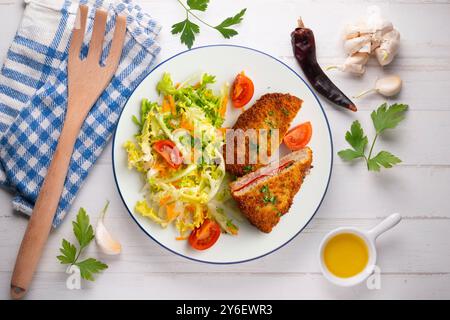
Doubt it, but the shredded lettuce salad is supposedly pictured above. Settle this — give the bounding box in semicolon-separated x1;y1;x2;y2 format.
124;72;238;238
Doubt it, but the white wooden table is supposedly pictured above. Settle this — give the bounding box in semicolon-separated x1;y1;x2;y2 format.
1;0;450;300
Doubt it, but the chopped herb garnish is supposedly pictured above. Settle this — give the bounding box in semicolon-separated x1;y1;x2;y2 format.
243;165;253;174
260;185;269;194
282;108;289;116
263;195;277;204
268;110;274;116
265;119;275;128
226;219;238;230
261;184;276;204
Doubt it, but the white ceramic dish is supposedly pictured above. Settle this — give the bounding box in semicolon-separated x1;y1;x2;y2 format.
112;45;333;264
319;213;402;286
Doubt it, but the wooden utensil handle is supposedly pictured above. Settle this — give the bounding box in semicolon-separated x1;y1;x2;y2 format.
10;120;80;299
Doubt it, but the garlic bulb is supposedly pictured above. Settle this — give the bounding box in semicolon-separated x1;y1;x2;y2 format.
334;6;400;74
95;201;122;255
354;75;403;98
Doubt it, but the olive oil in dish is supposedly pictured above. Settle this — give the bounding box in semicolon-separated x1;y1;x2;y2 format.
323;233;369;278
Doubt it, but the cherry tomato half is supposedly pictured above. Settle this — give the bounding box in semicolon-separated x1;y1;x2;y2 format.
231;72;254;108
188;219;221;250
283;121;313;151
153;140;183;169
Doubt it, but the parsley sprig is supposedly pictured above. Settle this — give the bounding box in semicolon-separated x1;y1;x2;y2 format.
338;103;408;172
172;0;246;49
57;208;107;281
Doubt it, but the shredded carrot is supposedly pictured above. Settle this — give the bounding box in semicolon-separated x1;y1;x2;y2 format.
175;82;180;89
185;204;196;214
162;96;171;113
159;195;172;206
193;82;201;89
176;236;188;241
153;159;170;177
219;94;228;117
168;95;176;115
180;115;194;132
172;181;181;189
166;203;179;221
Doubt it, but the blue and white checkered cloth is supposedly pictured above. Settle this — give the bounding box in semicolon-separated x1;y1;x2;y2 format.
0;0;161;227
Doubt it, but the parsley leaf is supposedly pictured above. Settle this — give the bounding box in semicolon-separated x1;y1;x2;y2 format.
72;207;94;250
345;120;368;154
367;151;402;172
173;1;246;49
337;120;368;161
338;103;407;172
76;258;108;282
371;103;408;134
338;149;364;161
171;19;200;49
57;239;77;264
57;205;108;281
187;0;209;11
214;9;247;39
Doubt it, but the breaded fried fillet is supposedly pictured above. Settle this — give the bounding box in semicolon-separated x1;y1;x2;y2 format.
224;93;302;177
230;147;313;233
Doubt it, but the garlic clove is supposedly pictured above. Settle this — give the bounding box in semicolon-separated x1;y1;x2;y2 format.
375;75;402;97
344;35;372;55
375;29;400;66
343;52;370;74
349;52;370;65
342;63;366;75
359;42;372;54
95;201;122;255
354;75;402;98
326;52;369;75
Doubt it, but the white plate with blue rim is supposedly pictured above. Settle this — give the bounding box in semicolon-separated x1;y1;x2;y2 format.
112;45;332;264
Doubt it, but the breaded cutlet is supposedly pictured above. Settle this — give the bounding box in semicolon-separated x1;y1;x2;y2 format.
230;147;313;233
224;93;302;177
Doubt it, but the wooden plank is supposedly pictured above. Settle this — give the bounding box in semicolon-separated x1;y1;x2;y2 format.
0;0;449;300
139;1;450;111
1;215;449;274
0;272;449;299
140;0;450;58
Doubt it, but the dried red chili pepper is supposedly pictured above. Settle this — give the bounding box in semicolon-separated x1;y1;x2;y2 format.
291;19;357;112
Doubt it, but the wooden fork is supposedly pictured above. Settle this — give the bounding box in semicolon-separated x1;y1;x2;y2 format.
10;5;126;299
